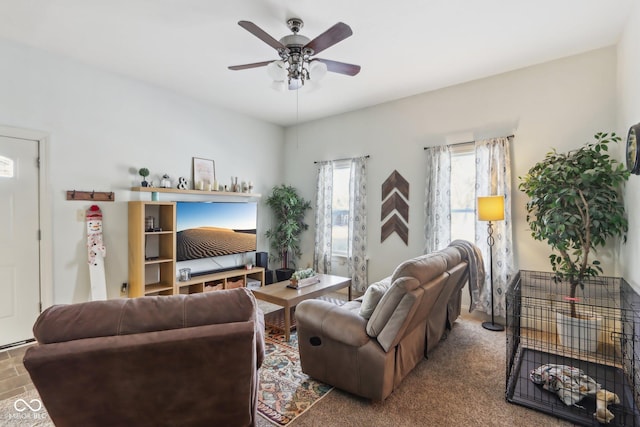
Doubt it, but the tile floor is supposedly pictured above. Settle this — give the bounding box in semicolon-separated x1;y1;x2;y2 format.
0;343;36;401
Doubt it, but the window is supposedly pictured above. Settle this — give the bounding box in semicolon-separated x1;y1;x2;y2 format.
331;162;350;256
450;145;475;242
0;156;14;178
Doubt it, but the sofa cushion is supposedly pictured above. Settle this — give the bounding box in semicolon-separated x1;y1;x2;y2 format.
376;290;421;352
366;276;419;337
391;252;448;284
367;252;451;339
359;277;392;319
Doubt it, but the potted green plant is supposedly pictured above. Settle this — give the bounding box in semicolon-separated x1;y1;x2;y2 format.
138;168;150;187
289;268;318;288
264;184;312;281
519;132;629;351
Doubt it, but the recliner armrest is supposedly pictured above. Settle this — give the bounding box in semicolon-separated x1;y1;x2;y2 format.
296;299;369;347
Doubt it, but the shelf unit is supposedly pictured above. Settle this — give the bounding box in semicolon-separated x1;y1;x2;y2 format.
176;267;265;294
128;201;176;297
128;200;265;298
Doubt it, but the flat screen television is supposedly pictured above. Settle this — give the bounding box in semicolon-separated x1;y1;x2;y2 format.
175;201;257;262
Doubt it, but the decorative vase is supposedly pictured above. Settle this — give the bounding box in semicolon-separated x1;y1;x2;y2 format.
555;311;602;353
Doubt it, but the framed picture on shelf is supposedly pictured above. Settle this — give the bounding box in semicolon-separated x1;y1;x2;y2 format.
192;157;215;189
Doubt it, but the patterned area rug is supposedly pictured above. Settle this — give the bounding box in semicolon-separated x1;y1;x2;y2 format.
257;325;333;426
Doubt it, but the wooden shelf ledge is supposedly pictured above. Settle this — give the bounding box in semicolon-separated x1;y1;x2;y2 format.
131;187;261;198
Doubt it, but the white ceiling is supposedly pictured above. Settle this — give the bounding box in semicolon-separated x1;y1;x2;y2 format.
0;0;633;126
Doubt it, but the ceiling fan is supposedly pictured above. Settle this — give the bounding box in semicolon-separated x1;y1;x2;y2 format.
228;18;361;90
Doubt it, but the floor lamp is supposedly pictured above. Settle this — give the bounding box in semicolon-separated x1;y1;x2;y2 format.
477;195;505;332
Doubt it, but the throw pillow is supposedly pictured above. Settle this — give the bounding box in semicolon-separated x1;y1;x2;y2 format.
359;277;392;319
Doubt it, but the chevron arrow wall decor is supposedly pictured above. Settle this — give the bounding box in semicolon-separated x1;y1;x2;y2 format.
381;170;409;200
381;170;410;245
381;214;409;245
381;191;409;223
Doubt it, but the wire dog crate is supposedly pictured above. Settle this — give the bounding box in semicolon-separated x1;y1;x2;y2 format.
506;270;640;426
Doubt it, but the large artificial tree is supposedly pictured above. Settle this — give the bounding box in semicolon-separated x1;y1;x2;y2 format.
519;132;629;318
265;184;312;276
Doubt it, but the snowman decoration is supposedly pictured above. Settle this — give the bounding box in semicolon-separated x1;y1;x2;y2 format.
86;205;107;300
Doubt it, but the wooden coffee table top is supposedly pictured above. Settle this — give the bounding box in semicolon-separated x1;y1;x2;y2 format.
251;274;351;308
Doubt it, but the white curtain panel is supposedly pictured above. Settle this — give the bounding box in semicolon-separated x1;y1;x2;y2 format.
424;145;452;254
348;157;368;292
474;137;514;318
313;161;333;274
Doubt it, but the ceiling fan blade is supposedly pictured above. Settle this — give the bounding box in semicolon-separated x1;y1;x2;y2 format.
228;60;273;71
238;21;285;50
305;22;353;55
313;58;361;76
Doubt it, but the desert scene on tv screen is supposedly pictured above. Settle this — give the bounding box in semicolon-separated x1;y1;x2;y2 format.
176;202;257;261
177;227;256;261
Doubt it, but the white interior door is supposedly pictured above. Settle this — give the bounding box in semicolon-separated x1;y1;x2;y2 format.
0;135;41;347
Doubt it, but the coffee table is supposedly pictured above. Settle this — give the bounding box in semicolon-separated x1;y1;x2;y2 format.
251;274;352;341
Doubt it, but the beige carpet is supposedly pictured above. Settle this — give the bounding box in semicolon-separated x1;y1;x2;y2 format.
0;311;573;427
256;314;574;427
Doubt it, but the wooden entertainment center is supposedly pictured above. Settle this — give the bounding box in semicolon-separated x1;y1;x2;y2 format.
128;188;264;297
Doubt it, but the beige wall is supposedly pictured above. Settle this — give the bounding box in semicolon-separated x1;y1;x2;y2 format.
618;1;640;293
0;39;284;304
284;47;619;285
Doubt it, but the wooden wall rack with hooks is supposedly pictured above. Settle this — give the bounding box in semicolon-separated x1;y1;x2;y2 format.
66;190;115;202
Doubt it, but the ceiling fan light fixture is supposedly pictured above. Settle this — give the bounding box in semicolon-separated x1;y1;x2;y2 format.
267;60;287;81
309;60;327;81
288;78;303;90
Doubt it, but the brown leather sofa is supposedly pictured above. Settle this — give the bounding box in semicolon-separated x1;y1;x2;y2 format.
23;287;265;427
295;244;474;401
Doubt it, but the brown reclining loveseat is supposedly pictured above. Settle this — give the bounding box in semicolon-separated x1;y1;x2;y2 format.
23;287;265;427
295;243;476;401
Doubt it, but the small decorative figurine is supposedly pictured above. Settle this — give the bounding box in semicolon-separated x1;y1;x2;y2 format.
86;205;107;301
177;177;188;190
138;168;150;187
161;174;171;188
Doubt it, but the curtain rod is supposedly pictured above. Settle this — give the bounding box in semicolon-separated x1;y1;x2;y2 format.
423;134;514;150
314;155;370;164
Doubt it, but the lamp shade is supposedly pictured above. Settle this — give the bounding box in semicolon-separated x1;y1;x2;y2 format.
477;195;505;221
